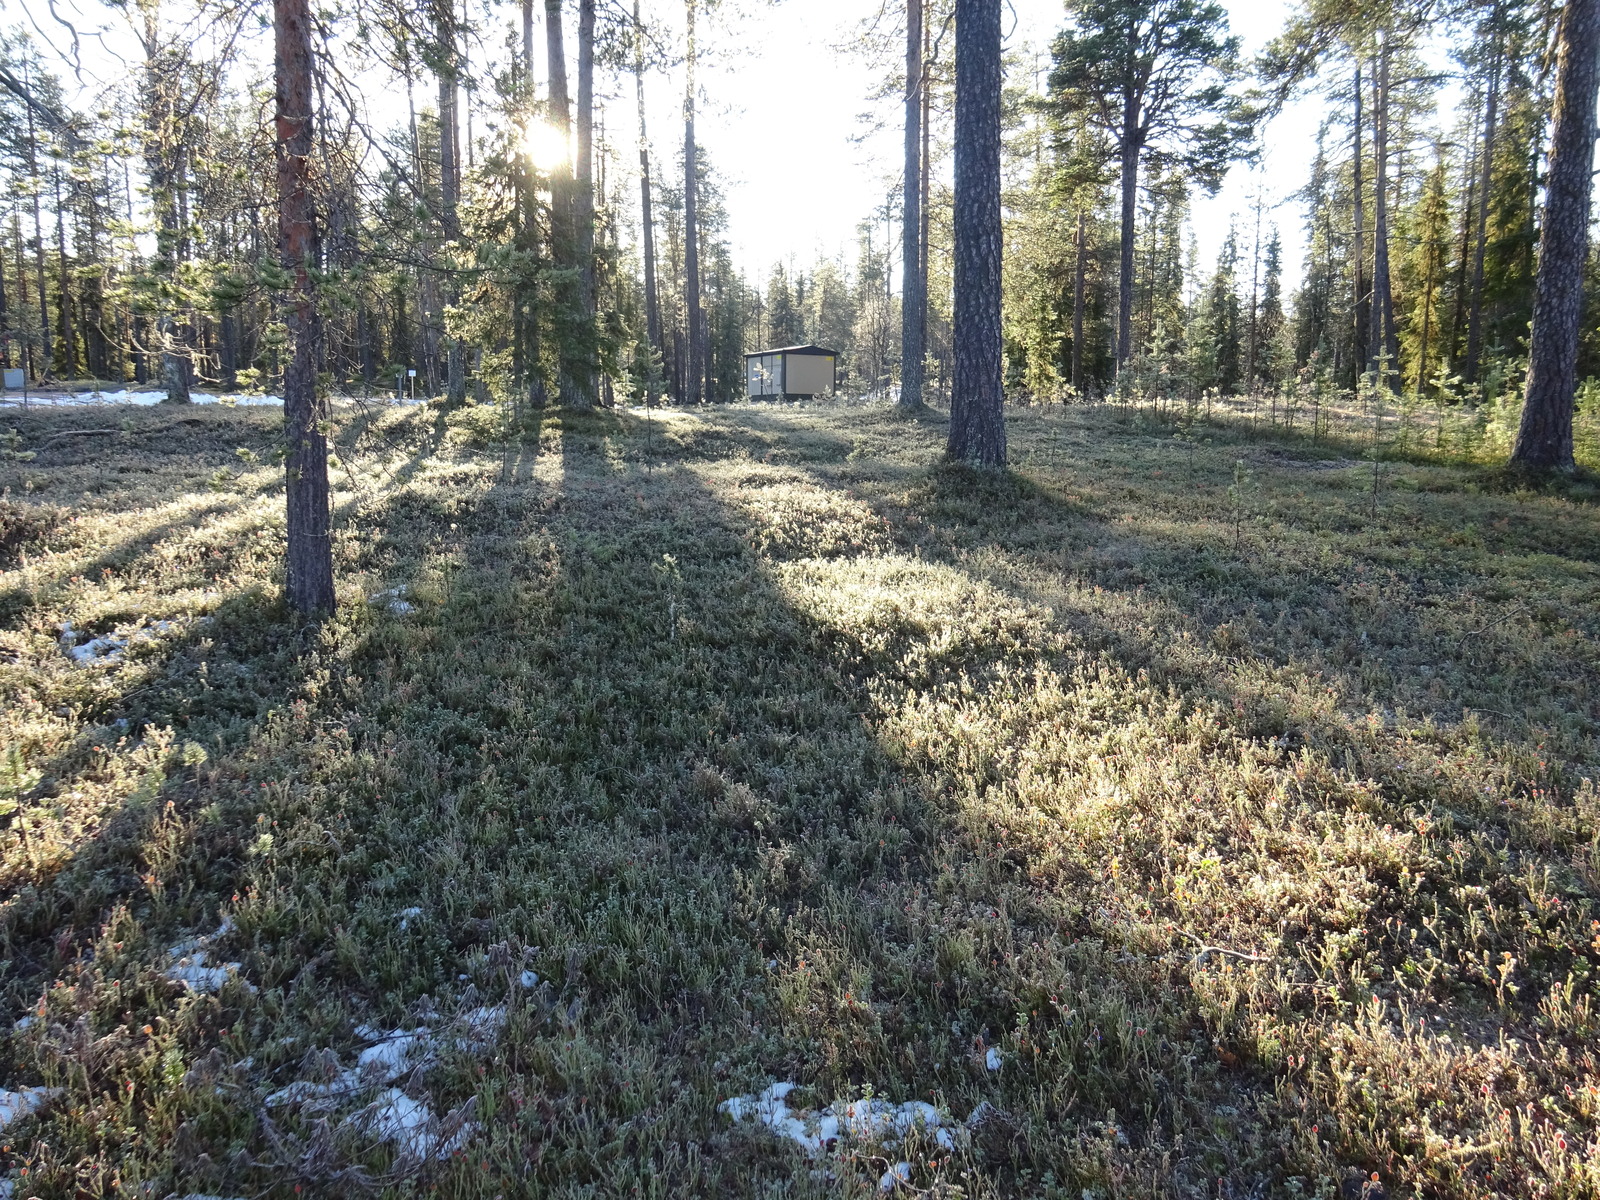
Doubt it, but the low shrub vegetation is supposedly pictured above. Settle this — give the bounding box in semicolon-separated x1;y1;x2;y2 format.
0;398;1596;1198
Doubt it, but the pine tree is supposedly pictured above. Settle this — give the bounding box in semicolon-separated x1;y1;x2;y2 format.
1514;0;1599;470
947;0;1005;465
275;0;334;614
1050;0;1252;371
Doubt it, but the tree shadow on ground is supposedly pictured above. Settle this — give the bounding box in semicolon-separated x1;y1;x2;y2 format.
0;404;1593;1199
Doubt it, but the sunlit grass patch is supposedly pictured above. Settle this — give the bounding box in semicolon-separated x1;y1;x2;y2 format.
0;399;1596;1197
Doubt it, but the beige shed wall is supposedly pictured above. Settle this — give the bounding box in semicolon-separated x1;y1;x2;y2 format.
783;354;834;395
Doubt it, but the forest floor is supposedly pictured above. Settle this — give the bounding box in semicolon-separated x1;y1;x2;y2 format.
0;398;1597;1199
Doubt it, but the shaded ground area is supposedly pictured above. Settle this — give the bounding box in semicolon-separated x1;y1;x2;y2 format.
0;399;1597;1198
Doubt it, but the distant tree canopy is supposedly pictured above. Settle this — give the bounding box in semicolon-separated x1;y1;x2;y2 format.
0;0;1591;469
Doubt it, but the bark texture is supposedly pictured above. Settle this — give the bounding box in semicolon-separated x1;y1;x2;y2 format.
276;0;335;614
1072;207;1086;395
1368;38;1400;380
1351;64;1367;383
946;0;1005;466
1465;28;1501;384
1513;0;1600;471
575;0;597;406
683;0;704;405
634;1;662;375
1115;90;1139;369
437;0;467;407
898;0;925;412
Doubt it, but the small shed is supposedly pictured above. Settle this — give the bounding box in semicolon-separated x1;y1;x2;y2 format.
744;344;839;400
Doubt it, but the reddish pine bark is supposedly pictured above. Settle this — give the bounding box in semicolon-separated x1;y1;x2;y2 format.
276;0;335;614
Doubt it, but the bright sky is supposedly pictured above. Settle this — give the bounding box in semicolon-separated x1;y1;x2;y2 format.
5;0;1456;298
662;0;1321;288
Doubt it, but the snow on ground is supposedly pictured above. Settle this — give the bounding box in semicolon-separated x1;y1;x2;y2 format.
718;1081;963;1158
1;390;284;408
165;919;254;994
60;619;183;667
879;1162;912;1191
0;1086;59;1131
370;588;416;617
351;1088;477;1162
263;1005;507;1160
1;389;431;409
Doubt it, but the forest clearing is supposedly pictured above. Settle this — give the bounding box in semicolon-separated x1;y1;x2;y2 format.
0;396;1596;1198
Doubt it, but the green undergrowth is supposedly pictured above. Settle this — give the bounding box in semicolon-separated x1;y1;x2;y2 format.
0;399;1597;1198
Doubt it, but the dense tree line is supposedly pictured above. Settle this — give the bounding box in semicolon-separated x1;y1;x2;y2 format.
2;0;1597;467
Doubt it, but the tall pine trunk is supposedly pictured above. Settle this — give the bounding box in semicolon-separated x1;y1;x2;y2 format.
919;12;931;387
52;161;77;378
438;0;467;407
1072;206;1086;395
634;0;662;378
1246;198;1261;391
22;61;53;376
898;0;925;412
946;0;1005;465
1465;35;1501;384
683;0;704;404
276;0;335;613
1447;106;1480;368
574;0;597;406
140;11;190;402
546;0;584;406
0;218;9;370
1512;0;1600;471
1115;86;1139;369
1351;63;1368;384
1368;37;1400;383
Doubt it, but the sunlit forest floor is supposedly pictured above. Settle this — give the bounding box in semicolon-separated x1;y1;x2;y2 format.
1;398;1598;1199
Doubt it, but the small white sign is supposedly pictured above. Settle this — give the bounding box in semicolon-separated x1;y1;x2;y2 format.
408;370;417;377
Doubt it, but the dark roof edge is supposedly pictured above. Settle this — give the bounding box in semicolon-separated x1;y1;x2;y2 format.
742;344;839;357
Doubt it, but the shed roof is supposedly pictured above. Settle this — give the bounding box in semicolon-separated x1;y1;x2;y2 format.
742;344;839;359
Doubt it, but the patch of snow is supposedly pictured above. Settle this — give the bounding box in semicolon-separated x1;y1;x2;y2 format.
263;997;508;1173
355;1028;435;1081
0;1086;59;1130
720;1082;962;1158
267;1024;440;1105
396;906;423;931
985;1047;1002;1071
165;920;253;994
518;969;540;988
264;1076;363;1108
369;587;415;616
351;1088;476;1161
1;390;283;409
459;1005;507;1044
879;1163;911;1191
61;618;181;667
